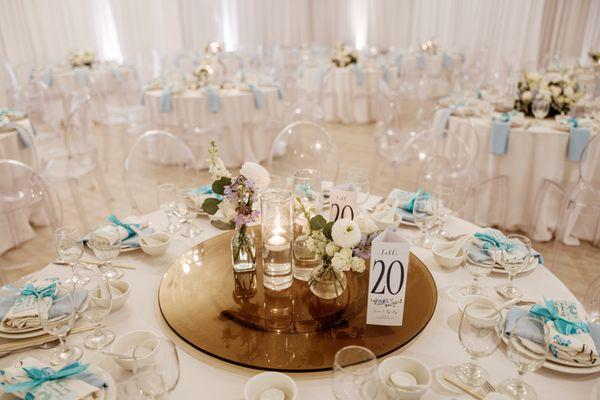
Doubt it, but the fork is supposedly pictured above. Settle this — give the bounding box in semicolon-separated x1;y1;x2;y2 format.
482;380;496;394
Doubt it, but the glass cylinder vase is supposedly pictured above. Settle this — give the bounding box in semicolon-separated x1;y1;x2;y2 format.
261;189;293;291
308;260;348;300
292;169;322;281
231;227;256;272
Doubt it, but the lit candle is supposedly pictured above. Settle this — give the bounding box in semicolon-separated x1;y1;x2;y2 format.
266;234;289;251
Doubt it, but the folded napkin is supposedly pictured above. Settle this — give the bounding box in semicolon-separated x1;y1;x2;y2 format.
159;87;173;112
505;300;599;366
42;68;53;87
74;68;88;87
85;215;150;248
432;108;452;137
470;228;544;265
386;189;430;223
442;53;454;71
247;84;265;109
394;54;402;76
188;184;223;209
568;125;590;162
352;64;364;86
416;54;427;70
1;358;107;399
490;121;510;155
205;85;220;113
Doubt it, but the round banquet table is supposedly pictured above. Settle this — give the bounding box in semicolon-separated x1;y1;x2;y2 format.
143;87;282;167
448;115;600;243
0;206;596;399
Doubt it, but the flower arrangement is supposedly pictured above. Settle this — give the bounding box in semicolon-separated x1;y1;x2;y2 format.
192;63;213;88
589;49;600;65
331;43;358;68
68;49;96;68
420;39;438;55
514;69;583;117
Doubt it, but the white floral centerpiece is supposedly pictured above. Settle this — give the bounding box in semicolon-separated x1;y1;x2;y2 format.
297;199;379;299
68;49;96;68
515;68;583;117
191;63;214;89
331;43;358;68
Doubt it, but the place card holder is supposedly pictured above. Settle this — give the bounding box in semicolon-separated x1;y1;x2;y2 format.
366;228;410;326
329;183;358;222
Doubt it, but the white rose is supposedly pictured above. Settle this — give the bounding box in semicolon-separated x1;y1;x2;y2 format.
331;219;362;248
217;199;237;221
563;86;574;97
550;86;562;97
350;257;366;273
356;214;378;235
331;250;351;271
326;242;339;257
240;162;270;190
556;95;566;104
521;91;533;102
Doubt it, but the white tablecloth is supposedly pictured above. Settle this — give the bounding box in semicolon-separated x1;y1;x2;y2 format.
448;116;599;243
1;210;596;399
144;87;282;167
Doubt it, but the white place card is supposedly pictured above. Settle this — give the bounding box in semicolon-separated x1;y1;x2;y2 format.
329;183;358;221
366;227;410;326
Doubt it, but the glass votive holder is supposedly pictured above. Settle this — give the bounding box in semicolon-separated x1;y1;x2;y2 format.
261;189;293;291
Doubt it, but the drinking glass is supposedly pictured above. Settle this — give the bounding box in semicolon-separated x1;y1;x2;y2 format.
55;226;89;285
456;303;502;387
340;167;370;208
461;241;495;296
412;193;438;249
37;284;83;366
268;174;284;190
498;316;549;400
432;185;455;239
78;274;114;349
583;274;600;324
176;188;201;238
332;346;380;400
90;225;123;280
128;338;180;399
497;234;531;299
158;183;179;234
531;97;550;120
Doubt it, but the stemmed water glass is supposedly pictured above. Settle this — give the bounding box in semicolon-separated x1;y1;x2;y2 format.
456;303;502;387
532;97;550;120
583;274;600;323
412;193;439;249
332;346;380;399
497;234;531;299
126;337;181;399
90;225;123;280
36;284;83;366
158;183;180;234
55;226;89;285
498;316;549;400
340;167;370;210
176;188;201;238
78;273;114;350
461;240;495;296
432;185;455;239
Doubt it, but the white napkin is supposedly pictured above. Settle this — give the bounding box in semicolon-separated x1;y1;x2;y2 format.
1;278;56;330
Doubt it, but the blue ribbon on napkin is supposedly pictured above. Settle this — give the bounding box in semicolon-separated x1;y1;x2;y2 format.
568;125;590;162
387;189;430;223
416;54;427;70
442;53;454;71
159;87;173;112
352;64;364;86
247;84;265;109
107;214;140;239
190;184;223;200
74;68;88;87
432;108;452;137
0;286;88;320
530;298;589;335
1;362;89;394
42;69;53;87
394;54;402;76
19;282;57;300
504;307;548;345
490;120;510;155
471;228;544;265
205;86;220;113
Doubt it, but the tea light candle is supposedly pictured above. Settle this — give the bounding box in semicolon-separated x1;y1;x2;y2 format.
259;388;285;400
389;370;417;388
265;234;289;252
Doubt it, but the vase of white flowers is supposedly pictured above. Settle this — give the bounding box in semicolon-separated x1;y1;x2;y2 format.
515;69;583;117
331;43;358;68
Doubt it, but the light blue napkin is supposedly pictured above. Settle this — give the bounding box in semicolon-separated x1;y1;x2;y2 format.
190;184;223;201
205;86;220;113
416;54;426;70
568;126;590;162
352;64;364;86
74;68;88;87
15;126;32;149
247;84;265;109
159;87;173;112
387;189;430;223
0;289;88;320
432;108;452;137
490;121;510;155
442;53;454;71
471;228;544;265
42;68;53;87
394;54;402;76
380;63;390;83
315;66;326;88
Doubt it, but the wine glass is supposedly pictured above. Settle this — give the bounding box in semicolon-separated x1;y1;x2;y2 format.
456;302;502;387
497;234;531;299
78;273;114;350
176;188;201;238
340;167;370;209
55;226;89;285
532;97;550;120
498;316;549;400
158;183;180;234
412;193;438;249
461;240;495;296
128;337;181;399
293;169;322;211
332;345;380;400
90;225;123;280
432;185;455;239
583;274;600;324
36;284;83;366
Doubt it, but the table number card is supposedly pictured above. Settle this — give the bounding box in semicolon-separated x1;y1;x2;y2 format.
329;183;358;221
367;227;410;326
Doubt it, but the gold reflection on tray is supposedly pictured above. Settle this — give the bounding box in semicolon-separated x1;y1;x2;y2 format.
158;227;437;371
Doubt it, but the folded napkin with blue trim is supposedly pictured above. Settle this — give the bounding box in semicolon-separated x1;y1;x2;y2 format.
188;184;223;210
204;85;220;113
490;120;510;155
83;215;152;249
385;189;430;223
0;358;107;399
74;68;88;87
505;299;599;366
469;228;544;265
246;84;265;109
352;64;364;86
567;118;590;162
0;279;87;330
159;87;173;112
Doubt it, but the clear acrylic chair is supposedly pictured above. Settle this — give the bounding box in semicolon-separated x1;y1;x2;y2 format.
123;130;200;214
267;120;339;184
1;123;39;172
0;159;62;280
584;273;600;324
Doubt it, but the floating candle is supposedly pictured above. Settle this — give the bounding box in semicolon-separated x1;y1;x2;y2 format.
259;388;285;400
389;370;417;388
265;235;289;251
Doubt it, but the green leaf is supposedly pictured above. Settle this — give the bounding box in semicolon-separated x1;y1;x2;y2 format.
201;198;221;215
212;177;232;195
309;215;327;231
323;221;334;240
210;220;235;230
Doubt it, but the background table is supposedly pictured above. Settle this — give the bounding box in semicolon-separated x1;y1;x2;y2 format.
0;209;596;399
144;87;282;167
